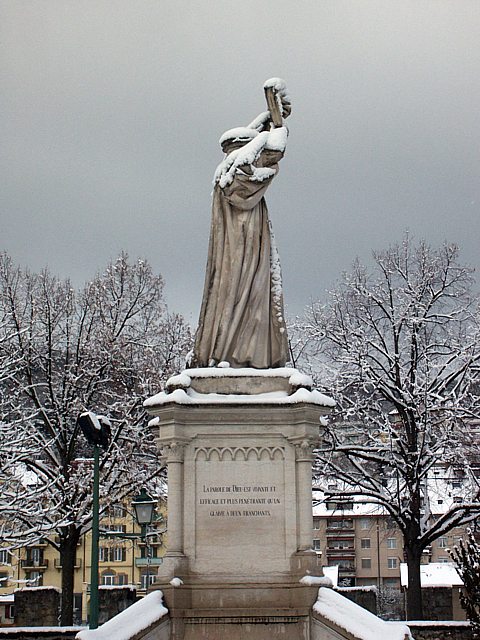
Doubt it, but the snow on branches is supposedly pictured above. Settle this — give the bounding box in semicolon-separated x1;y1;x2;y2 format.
292;236;480;619
0;252;192;623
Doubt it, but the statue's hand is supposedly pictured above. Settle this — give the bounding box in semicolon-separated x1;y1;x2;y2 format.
237;163;254;176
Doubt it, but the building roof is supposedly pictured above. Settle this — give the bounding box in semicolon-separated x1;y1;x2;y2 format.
400;562;463;588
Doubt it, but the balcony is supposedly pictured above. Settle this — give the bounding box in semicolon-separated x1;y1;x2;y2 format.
326;548;356;559
21;558;49;570
135;557;163;568
54;558;82;569
326;520;354;533
337;563;356;574
326;529;355;537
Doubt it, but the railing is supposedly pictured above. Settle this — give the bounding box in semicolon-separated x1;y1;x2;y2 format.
326;529;355;536
134;557;163;567
20;558;49;569
326;548;355;557
337;564;356;572
54;557;82;569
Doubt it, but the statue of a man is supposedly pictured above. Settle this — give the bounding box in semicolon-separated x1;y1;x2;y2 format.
190;79;291;369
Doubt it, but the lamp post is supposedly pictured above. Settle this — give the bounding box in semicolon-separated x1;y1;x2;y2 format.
77;411;111;630
132;489;156;591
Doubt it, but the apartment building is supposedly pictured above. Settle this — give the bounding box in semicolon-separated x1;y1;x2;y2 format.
312;498;471;588
0;498;166;624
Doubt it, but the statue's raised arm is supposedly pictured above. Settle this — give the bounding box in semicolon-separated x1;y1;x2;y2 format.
190;79;291;370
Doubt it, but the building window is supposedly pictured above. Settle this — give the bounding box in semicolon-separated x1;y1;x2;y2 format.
100;546;126;562
329;539;352;550
438;537;448;548
105;524;127;533
383;578;399;587
27;548;43;565
361;558;371;569
0;550;11;564
387;557;397;569
331;559;355;570
140;545;158;559
361;538;371;549
0;571;9;587
111;547;126;562
359;518;370;530
312;539;321;551
313;517;320;530
99;547;109;563
387;538;397;549
116;573;128;585
141;573;157;590
329;519;353;529
110;504;126;518
438;557;450;563
26;571;42;586
101;572;116;586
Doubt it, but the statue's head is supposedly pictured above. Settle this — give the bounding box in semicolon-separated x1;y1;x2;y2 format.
219;127;258;155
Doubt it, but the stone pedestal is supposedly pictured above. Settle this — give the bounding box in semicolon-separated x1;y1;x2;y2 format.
145;367;333;639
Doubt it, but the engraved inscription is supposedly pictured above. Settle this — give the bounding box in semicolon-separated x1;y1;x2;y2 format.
195;449;286;565
199;483;281;517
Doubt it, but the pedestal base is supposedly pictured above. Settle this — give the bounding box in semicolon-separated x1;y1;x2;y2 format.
152;579;319;640
145;368;334;640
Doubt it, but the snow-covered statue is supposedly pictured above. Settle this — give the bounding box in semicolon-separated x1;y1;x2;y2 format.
190;78;291;369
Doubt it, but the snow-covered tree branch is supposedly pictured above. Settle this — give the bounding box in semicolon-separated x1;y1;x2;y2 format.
0;252;192;623
293;237;480;619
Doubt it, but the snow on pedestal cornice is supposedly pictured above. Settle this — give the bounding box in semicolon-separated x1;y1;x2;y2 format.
144;366;335;412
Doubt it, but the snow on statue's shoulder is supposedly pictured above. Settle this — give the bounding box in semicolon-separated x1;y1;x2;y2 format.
313;587;412;640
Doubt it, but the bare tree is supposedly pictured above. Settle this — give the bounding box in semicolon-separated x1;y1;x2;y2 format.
0;252;192;624
294;237;480;619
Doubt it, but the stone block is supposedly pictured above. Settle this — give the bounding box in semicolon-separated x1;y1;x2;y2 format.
14;587;61;627
98;586;137;624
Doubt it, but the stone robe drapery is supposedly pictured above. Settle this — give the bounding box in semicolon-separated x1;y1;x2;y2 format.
192;161;289;369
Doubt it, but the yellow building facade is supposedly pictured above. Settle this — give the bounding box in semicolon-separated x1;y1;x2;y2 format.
0;499;166;625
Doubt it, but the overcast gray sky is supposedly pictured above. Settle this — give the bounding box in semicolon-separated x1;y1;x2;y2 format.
2;1;479;324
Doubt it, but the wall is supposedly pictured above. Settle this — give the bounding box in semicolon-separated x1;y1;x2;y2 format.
0;630;81;640
407;622;472;640
422;587;453;621
15;588;60;627
335;587;377;615
98;586;137;625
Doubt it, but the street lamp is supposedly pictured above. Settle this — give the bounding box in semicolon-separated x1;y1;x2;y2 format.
132;489;156;592
77;411;111;630
132;489;156;527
